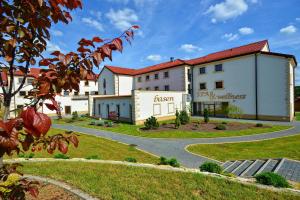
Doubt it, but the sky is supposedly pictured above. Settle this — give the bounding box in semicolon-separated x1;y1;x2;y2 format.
46;0;300;84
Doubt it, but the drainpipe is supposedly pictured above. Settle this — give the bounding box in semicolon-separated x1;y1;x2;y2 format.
255;54;258;120
191;65;194;115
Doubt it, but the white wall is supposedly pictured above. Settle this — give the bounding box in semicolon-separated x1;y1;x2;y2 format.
98;68;115;95
116;75;133;95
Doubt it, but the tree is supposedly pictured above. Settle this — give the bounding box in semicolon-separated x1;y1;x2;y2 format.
0;0;138;198
174;110;181;129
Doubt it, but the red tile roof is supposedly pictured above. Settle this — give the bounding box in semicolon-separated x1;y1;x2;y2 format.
185;40;269;65
105;65;137;76
14;68;98;80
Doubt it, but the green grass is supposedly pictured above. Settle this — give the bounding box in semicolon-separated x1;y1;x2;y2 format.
296;112;300;121
5;129;158;164
54;117;291;139
187;134;300;162
20;162;300;200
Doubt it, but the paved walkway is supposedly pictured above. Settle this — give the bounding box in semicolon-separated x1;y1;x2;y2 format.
53;119;300;169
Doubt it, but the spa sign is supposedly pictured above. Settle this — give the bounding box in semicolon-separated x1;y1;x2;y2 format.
154;95;174;102
198;91;246;101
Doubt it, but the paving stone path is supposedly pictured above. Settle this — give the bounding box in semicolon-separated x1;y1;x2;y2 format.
53;118;300;169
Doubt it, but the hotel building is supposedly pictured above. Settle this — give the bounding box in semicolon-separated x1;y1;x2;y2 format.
91;40;297;123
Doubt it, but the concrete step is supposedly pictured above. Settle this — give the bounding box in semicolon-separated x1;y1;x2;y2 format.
222;161;234;169
224;160;243;173
255;159;281;176
231;160;254;176
240;159;267;177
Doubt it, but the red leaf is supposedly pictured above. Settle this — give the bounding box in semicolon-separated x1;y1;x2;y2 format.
39;59;51;66
58;141;68;154
112;38;123;52
63;54;72;65
32;112;51;136
132;25;140;29
69;135;79;148
92;52;102;65
92;37;103;43
101;45;112;61
28;186;39;198
51;51;61;56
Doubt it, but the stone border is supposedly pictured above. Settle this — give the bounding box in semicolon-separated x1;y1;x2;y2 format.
4;158;300;196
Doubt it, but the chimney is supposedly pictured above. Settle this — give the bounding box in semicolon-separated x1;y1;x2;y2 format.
170;57;174;62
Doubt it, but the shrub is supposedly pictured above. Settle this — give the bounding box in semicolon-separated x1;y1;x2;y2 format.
215;124;226;130
85;155;100;160
125;157;137;163
71;111;79;120
89;120;96;125
226;105;244;119
96;120;105;126
256;123;263;127
222;121;227;124
144;116;159;130
66;118;75;123
179;110;190;125
107;121;114;127
174;110;181;129
200;162;222;174
204;108;209;123
162;122;167;126
158;157;180;167
255;172;289;188
54;153;70;159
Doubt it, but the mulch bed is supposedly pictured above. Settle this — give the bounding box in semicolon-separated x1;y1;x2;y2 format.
26;183;80;200
141;121;270;132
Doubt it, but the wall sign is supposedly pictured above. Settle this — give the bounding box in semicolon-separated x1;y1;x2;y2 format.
198;91;246;101
154;95;174;102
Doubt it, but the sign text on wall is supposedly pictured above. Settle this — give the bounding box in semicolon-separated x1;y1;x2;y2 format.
198;91;246;101
154;95;174;102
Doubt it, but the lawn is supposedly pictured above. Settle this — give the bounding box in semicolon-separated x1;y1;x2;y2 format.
5;129;158;164
187;134;300;162
296;112;300;121
21;162;300;200
54;117;291;139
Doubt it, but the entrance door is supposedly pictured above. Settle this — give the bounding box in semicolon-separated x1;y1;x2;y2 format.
116;104;120;117
65;106;71;115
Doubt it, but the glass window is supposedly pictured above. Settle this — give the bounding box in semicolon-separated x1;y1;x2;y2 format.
94;91;99;95
74;91;79;96
200;83;206;90
154;73;159;80
138;77;142;82
19;91;26;96
215;64;223;72
164;71;169;78
85;91;89;96
199;67;206;74
103;79;106;88
215;81;224;89
145;75;150;81
164;85;169;91
27;78;34;84
18;78;23;84
154;86;159;91
64;90;69;96
85;80;89;86
146;87;150;90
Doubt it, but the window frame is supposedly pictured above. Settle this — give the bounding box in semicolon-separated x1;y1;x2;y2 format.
199;67;206;75
145;75;150;81
199;82;207;90
164;85;170;91
215;81;224;89
214;64;223;72
164;71;169;78
154;73;159;80
154;86;159;91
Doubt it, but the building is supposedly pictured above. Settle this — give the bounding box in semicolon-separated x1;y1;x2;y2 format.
91;40;297;123
1;68;98;117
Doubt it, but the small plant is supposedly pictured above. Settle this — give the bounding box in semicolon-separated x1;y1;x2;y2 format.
179;110;190;125
200;162;222;174
215;124;227;130
71;111;79;120
85;155;100;160
125;157;137;163
255;172;289;188
96;120;105;126
174;110;181;129
107;121;114;127
226;105;244;119
204;108;209;123
256;123;263;127
66;118;75;123
162;122;167;126
158;157;180;167
221;121;227;124
90;120;96;125
54;153;70;159
144;116;159;130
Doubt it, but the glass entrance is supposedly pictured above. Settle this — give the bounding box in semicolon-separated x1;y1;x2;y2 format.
193;102;229;117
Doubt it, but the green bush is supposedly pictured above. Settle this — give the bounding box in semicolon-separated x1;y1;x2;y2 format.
89;120;96;125
179;110;190;125
66;118;75;123
144;116;159;130
96;120;105;126
54;153;70;159
107;121;114;127
221;121;227;124
200;162;222;174
256;123;263;127
158;157;180;167
215;124;227;130
85;155;100;160
255;172;289;188
72;111;79;120
204;108;209;123
225;105;244;119
125;157;137;163
174;110;181;129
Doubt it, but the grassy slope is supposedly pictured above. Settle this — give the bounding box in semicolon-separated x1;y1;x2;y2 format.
296;112;300;121
21;162;300;200
187;134;300;162
54;118;290;139
5;129;158;164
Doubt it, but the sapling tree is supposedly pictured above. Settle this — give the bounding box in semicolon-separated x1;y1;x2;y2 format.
0;0;138;198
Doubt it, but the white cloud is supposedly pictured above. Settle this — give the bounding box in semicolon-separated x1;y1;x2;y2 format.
280;25;297;34
239;27;254;35
51;30;63;37
106;0;158;7
106;8;139;31
180;44;202;53
296;18;300;22
146;54;161;61
46;41;62;52
82;17;104;31
205;0;248;23
89;10;102;20
249;0;258;3
222;33;239;41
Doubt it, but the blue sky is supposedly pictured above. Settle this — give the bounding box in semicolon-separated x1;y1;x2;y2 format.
46;0;300;84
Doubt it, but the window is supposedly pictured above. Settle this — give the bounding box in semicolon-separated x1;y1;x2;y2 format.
146;87;150;90
98;104;101;115
215;64;223;72
145;75;150;81
199;83;206;90
94;91;99;95
199;67;206;74
164;71;169;78
188;84;192;94
18;78;23;84
74;91;79;96
27;78;34;84
138;77;142;82
215;81;224;89
154;86;159;91
85;92;89;96
64;90;69;96
154;73;159;80
188;69;191;81
19;91;26;96
138;88;142;90
85;80;89;86
103;79;106;88
164;85;170;91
